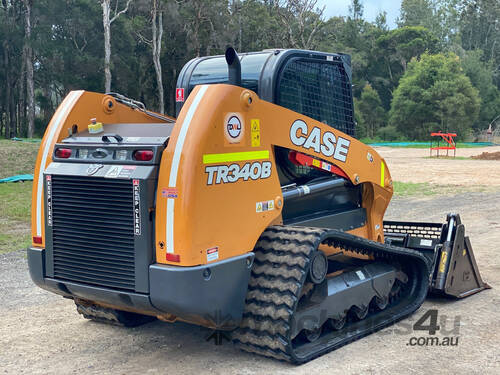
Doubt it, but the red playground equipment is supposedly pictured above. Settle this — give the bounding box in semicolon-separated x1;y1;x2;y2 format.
430;131;457;157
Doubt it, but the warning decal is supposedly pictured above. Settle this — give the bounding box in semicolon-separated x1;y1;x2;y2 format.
251;119;261;147
207;247;219;262
256;199;275;213
133;179;141;235
46;175;52;227
176;88;185;102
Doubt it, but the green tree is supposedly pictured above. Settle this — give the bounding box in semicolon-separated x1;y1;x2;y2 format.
460;49;500;131
356;84;387;138
389;52;480;139
373;26;439;108
459;0;500;87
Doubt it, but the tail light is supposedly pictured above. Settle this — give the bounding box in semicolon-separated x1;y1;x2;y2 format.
33;236;43;244
133;150;154;161
55;148;72;158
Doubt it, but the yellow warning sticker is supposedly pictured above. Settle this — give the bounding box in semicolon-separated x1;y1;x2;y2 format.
256;199;275;213
312;159;320;168
251;119;261;147
439;251;448;273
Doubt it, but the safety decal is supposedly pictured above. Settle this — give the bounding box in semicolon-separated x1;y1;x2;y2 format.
256;199;275;213
175;88;185;102
356;270;365;280
162;188;178;198
119;165;136;178
133;179;141;235
290;119;351;162
251;119;261;147
206;246;219;262
46;175;52;227
224;112;244;143
312;158;335;173
205;161;272;185
367;152;374;163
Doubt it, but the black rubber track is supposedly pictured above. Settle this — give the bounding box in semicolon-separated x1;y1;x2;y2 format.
232;225;430;363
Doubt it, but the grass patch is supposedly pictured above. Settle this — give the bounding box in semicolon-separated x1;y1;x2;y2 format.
0;233;31;255
392;181;494;197
0;139;39;253
0;139;40;179
0;181;32;222
0;167;34;253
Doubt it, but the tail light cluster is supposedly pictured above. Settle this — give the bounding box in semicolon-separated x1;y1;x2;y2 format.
54;147;154;162
55;148;72;158
133;150;154;161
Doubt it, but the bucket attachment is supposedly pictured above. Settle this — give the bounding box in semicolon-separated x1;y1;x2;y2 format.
384;214;490;298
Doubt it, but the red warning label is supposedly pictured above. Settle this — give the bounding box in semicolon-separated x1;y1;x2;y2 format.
176;88;185;102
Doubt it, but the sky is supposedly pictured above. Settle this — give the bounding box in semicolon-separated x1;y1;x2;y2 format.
317;0;402;29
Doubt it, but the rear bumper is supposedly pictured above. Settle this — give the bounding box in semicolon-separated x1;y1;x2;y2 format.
28;247;254;329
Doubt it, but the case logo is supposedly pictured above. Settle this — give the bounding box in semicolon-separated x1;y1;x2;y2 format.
289;119;351;162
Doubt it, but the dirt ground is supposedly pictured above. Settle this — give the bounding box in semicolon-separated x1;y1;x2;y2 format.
376;145;500;186
1;147;500;374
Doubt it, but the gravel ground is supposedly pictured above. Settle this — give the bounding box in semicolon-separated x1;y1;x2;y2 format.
375;146;500;186
1;191;499;375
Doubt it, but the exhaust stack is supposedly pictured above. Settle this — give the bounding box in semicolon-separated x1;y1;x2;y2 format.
225;47;241;87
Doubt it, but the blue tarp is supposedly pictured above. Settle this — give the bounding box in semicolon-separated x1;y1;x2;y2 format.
0;174;34;183
10;137;40;143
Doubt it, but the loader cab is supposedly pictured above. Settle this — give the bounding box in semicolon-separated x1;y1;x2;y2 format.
175;49;355;138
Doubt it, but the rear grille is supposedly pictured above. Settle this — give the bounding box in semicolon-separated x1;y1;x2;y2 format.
51;175;135;291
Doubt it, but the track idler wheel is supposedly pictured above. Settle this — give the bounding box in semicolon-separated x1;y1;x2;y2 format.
308;250;328;284
304;327;322;342
374;296;389;310
329;315;347;330
352;305;369;320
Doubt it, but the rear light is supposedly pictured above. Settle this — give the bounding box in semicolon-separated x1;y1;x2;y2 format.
33;236;43;244
166;253;180;262
133;150;154;161
55;148;72;158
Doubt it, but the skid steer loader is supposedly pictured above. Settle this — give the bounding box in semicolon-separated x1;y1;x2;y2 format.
27;48;489;363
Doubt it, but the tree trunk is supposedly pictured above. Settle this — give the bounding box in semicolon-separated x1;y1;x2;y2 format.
101;0;112;92
100;0;132;93
19;48;26;136
152;0;164;114
3;40;13;139
24;0;35;138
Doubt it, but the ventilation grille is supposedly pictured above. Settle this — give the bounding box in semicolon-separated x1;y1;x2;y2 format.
383;221;443;239
51;175;135;291
277;58;355;136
